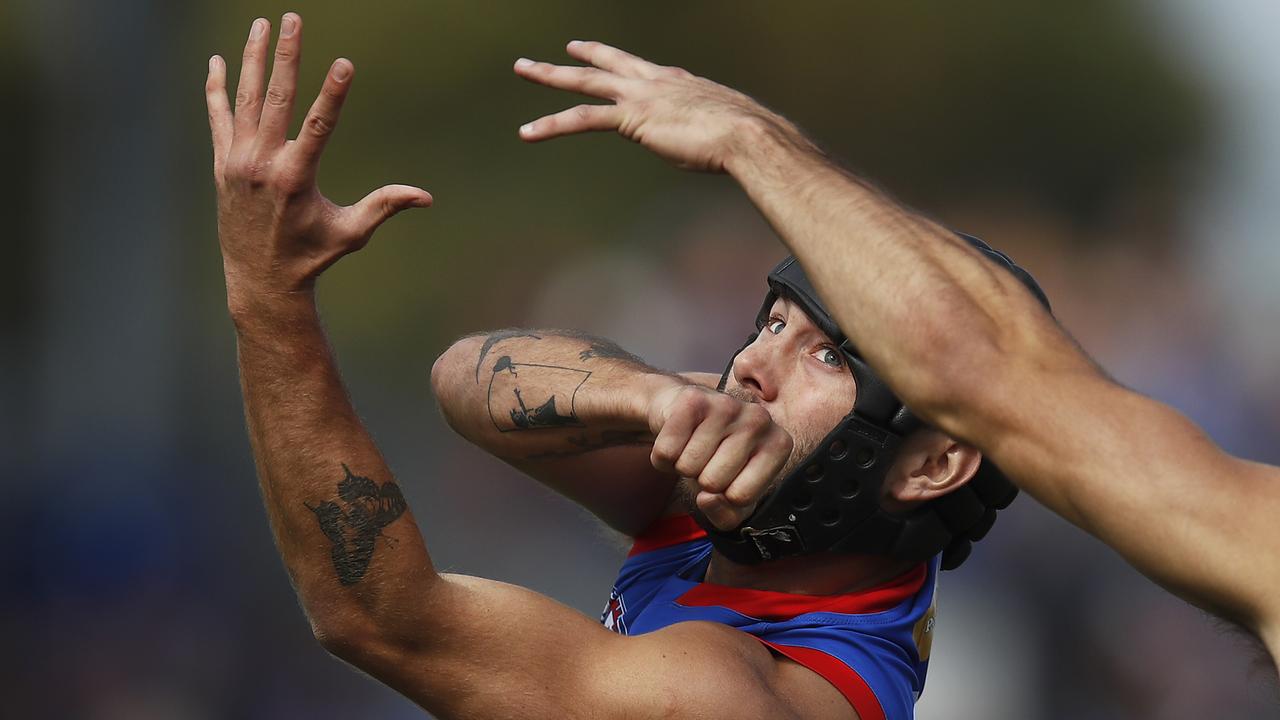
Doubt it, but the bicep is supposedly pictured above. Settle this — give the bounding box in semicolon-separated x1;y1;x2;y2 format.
981;369;1280;628
356;574;800;720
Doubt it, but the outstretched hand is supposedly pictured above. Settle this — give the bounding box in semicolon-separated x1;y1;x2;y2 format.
206;14;431;310
514;41;806;173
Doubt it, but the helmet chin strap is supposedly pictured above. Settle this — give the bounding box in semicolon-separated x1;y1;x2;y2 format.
715;333;757;393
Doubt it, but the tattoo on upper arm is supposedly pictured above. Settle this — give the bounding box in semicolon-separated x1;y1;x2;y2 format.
474;329;542;381
305;464;408;586
486;355;588;432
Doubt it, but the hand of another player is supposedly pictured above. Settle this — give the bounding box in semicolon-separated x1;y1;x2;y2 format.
205;14;431;311
647;385;794;530
514;41;804;173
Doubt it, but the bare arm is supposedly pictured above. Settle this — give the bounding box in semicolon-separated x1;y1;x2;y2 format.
431;330;685;535
204;19;839;719
513;41;1280;652
722;91;1280;639
432;331;792;534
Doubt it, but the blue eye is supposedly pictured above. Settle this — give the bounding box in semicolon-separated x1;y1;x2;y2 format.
816;348;843;368
767;319;786;335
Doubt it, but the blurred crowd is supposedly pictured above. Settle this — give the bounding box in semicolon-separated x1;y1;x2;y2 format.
2;1;1277;718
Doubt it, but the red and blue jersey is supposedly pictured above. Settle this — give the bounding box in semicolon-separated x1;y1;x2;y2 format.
600;515;938;720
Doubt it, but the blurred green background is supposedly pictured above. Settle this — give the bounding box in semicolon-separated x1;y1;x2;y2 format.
3;1;1277;718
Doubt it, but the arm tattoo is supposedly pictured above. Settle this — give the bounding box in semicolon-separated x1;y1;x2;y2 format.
578;339;647;365
486;355;588;432
305;464;408;586
474;329;542;381
524;429;651;460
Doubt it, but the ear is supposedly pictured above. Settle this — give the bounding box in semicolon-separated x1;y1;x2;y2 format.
881;429;982;510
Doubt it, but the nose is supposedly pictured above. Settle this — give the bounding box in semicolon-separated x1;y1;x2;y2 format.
730;334;779;402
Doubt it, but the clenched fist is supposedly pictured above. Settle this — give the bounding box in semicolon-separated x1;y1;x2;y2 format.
647;384;794;530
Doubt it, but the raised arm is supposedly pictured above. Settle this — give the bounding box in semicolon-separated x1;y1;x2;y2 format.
513;41;1280;658
204;20;831;719
432;330;791;534
431;330;682;535
722;120;1280;639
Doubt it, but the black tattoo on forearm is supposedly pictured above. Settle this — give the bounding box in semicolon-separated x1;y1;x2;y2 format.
577;339;647;366
524;429;651;460
487;355;588;431
474;329;542;381
305;464;408;586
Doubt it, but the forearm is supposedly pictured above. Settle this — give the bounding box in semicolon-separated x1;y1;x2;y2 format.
432;329;684;461
232;293;437;645
725;123;1273;630
725;120;1089;427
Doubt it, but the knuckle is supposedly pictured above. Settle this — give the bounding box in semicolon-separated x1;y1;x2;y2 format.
228;158;269;187
224;156;249;179
650;444;676;467
233;89;259;111
677;388;709;415
767;431;793;455
305;113;334;137
264;85;292;108
777;430;795;451
274;45;295;62
699;471;729;494
724;485;752;506
706;394;734;416
674;455;702;478
573;104;594;121
275;168;307;195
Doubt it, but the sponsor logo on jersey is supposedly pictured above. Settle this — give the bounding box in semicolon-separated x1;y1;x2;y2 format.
912;590;937;661
600;587;628;634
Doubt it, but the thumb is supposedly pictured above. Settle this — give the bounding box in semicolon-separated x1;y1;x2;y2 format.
343;184;433;240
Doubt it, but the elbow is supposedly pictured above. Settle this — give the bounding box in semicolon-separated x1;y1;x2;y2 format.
307;604;371;660
430;335;484;425
310;613;434;677
312;618;365;662
310;614;394;669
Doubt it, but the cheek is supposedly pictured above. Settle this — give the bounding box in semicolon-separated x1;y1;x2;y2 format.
778;384;850;450
786;380;855;456
809;374;856;428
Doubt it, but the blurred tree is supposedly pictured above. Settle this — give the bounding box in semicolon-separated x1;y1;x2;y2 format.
187;0;1205;368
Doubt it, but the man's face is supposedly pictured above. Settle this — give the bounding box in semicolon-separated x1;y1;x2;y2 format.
723;296;857;477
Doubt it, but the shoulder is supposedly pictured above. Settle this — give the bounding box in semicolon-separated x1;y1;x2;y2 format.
598;620;859;720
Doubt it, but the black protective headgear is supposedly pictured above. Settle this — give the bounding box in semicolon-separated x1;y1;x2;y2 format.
700;233;1052;571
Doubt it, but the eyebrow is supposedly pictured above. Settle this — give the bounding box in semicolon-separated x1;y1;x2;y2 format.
777;297;835;344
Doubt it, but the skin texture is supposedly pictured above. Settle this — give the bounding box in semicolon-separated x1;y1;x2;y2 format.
432;329;794;534
204;14;955;720
434;297;983;596
434;300;981;538
515;39;1280;668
